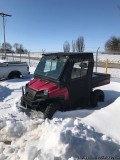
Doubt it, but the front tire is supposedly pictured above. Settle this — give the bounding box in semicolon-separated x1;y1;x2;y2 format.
20;97;26;107
44;103;60;119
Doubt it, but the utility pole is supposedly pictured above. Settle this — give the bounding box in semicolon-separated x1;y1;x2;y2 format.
0;12;12;59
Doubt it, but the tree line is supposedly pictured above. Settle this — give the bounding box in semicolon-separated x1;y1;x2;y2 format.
63;36;120;54
1;36;120;54
0;42;28;53
63;36;85;52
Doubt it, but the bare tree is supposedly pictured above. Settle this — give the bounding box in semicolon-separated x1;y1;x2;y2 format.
76;36;85;52
72;40;76;52
63;41;70;52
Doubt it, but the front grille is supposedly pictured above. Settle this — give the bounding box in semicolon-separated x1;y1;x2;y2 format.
27;92;33;98
26;87;36;100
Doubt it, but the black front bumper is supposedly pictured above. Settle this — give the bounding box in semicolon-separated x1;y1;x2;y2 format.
21;95;46;109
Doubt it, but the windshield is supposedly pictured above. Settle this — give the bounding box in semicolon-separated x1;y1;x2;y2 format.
34;55;67;79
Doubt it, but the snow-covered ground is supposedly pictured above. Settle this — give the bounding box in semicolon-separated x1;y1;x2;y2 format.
0;55;120;160
96;53;120;63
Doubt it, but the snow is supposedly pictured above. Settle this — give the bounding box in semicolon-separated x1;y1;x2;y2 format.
95;53;120;63
0;59;6;63
0;55;120;159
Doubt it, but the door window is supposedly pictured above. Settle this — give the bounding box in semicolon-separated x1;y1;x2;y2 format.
71;61;89;79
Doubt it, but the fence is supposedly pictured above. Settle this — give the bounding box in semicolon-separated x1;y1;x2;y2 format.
0;52;120;79
0;52;43;66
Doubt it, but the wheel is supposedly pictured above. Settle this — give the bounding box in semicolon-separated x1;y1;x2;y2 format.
44;103;60;119
90;89;104;107
8;71;21;79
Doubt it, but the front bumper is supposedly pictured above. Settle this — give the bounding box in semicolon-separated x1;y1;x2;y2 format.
21;87;66;110
21;95;46;109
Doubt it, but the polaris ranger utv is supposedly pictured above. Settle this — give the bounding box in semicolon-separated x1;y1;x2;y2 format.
21;52;110;119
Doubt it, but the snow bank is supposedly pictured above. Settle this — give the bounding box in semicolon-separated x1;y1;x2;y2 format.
0;118;120;160
82;97;120;143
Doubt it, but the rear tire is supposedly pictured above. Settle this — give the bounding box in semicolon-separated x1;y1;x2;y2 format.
44;103;60;119
90;89;104;107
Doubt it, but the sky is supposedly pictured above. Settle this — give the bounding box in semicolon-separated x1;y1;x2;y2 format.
0;0;120;52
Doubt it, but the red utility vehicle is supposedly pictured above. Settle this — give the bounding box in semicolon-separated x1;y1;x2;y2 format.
21;52;110;119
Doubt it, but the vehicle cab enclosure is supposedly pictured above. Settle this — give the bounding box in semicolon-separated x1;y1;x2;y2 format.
21;52;110;118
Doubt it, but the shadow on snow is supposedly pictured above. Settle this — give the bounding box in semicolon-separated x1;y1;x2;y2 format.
54;90;120;119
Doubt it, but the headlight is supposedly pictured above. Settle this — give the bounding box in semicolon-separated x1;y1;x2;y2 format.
43;90;49;96
36;90;49;98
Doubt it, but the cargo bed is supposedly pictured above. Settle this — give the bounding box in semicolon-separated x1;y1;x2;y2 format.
92;72;110;88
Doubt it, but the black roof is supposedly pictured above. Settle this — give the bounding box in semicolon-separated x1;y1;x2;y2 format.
43;52;93;57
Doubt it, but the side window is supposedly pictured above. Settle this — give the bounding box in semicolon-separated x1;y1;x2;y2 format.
71;61;89;79
44;60;57;72
80;61;89;77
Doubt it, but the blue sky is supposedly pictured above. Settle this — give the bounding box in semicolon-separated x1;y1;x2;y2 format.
0;0;120;52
